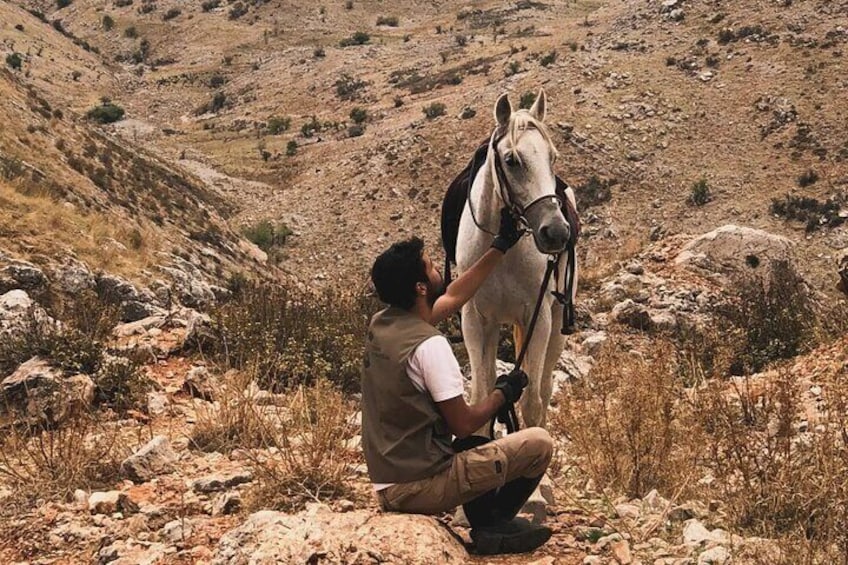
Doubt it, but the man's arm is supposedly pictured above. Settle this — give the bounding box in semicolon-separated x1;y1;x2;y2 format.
437;390;506;439
429;247;505;325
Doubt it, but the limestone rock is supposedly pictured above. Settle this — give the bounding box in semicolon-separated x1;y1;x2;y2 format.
611;299;653;330
192;471;253;493
1;358;94;426
89;491;138;515
0;261;47;293
121;436;178;483
675;225;798;285
213;505;467;564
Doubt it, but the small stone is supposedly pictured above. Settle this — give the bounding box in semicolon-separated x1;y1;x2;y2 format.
698;546;731;564
192;471;254;493
683;519;712;544
615;503;641;520
89;491;138;515
121;436;178;483
611;539;633;564
212;493;243;516
161;518;192;543
338;499;355;512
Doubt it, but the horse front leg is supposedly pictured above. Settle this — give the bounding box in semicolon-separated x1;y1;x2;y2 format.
517;308;552;429
539;303;567;429
462;301;500;437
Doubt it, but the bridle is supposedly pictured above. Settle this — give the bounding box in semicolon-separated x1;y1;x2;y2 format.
467;128;564;237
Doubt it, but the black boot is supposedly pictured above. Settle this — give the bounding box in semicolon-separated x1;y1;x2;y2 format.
470;517;552;555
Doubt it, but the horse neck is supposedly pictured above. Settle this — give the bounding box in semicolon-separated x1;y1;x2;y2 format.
469;149;502;229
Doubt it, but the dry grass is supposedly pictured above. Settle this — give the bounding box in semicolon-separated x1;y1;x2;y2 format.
0;180;155;279
189;371;274;453
551;338;696;499
0;413;125;503
189;371;361;511
551;326;848;562
245;378;360;511
578;235;645;293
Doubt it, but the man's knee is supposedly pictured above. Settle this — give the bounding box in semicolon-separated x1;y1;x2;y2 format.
524;427;554;465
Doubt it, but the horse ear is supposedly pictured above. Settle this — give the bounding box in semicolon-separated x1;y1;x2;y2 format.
494;93;512;127
530;89;547;121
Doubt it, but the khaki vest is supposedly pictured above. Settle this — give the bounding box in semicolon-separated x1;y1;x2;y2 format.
361;307;454;483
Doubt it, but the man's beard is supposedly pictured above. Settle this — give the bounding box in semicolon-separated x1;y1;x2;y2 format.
426;279;446;307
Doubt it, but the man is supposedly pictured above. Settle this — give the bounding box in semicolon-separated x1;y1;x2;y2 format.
361;210;555;555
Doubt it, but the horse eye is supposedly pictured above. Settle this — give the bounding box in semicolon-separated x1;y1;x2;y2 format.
504;152;518;167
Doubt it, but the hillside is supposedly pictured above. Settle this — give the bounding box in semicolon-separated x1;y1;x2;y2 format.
6;0;844;290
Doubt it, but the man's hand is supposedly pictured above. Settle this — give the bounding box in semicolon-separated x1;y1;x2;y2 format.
494;368;529;404
491;208;522;253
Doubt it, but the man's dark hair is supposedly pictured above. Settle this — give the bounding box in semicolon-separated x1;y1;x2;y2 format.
371;237;427;310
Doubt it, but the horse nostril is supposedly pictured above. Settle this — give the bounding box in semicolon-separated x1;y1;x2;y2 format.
541;223;569;244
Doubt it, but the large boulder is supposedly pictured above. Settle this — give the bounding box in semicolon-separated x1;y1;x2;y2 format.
0;290;54;338
49;257;96;294
95;274;163;322
674;225;798;284
1;357;94;426
213;505;468;564
0;260;47;293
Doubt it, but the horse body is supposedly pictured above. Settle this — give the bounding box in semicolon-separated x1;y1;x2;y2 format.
454;91;578;430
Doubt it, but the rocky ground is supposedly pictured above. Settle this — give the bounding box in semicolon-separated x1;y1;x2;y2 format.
2;221;846;564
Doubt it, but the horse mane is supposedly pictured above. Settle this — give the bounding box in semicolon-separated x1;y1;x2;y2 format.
498;110;559;166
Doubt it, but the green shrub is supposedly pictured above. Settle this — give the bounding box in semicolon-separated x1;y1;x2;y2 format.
313;46;325;58
242;220;291;251
162;7;180;20
797;169;819;187
540;50;557;67
286;140;297;156
422;102;446;119
505;60;521;76
575;175;615;208
102;15;115;31
460;106;476;119
124;26;138;38
339;31;370;47
719;260;816;374
518;91;536;109
266;116;291;134
86;102;125;124
56;0;72;8
770;194;845;232
376;15;398;26
5;53;22;71
349;107;368;124
229;2;247;19
201;0;220;11
348;124;365;137
689;178;712;206
335;73;366;100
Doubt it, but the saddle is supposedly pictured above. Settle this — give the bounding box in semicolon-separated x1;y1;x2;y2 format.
440;140;580;266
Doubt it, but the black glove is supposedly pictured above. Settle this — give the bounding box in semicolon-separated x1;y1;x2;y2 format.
491;208;522;253
494;368;528;404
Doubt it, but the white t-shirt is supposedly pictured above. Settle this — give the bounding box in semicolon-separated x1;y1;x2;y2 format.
372;335;464;491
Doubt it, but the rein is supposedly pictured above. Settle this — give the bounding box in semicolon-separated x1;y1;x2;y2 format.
488;254;560;438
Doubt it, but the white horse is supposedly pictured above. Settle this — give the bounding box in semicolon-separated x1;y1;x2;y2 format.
456;89;578;431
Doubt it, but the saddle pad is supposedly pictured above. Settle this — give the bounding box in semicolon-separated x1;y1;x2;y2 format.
441;141;580;264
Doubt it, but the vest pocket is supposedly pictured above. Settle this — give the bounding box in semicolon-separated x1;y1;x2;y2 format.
462;444;507;493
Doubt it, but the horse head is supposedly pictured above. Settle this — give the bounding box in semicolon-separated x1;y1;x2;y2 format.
491;90;570;255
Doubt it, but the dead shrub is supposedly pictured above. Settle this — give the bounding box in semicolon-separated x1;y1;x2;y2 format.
211;282;372;392
245;379;360;511
0;413;124;502
690;368;848;561
189;372;274;453
550;339;695;498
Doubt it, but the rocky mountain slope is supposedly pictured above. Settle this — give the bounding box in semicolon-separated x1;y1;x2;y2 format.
1;0;847;563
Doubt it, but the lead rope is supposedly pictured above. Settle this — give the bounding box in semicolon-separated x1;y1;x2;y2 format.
489;254;560;437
